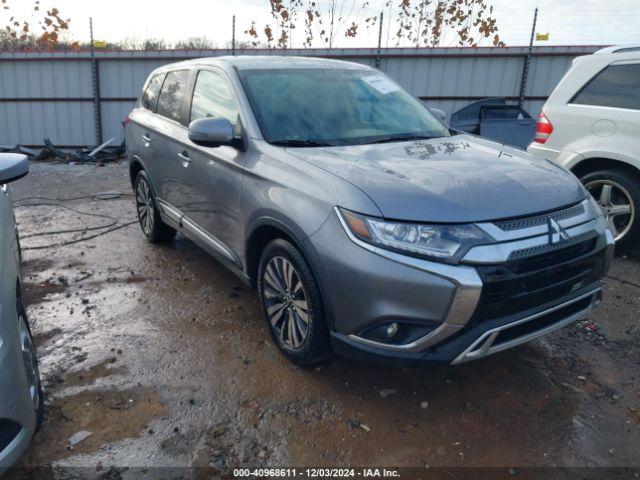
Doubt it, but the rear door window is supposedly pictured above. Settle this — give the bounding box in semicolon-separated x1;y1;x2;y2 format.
141;73;164;111
571;63;640;110
156;70;191;122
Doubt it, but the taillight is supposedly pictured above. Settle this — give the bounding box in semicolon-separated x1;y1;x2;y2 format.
124;114;131;126
534;112;553;144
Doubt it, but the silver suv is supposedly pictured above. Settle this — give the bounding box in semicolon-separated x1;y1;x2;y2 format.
528;46;640;249
126;57;614;366
0;154;42;473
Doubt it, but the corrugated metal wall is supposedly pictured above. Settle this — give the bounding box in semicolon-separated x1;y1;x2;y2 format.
0;46;601;147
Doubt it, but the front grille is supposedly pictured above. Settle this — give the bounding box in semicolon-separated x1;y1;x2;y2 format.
0;419;22;452
508;232;597;261
495;203;585;231
472;239;605;322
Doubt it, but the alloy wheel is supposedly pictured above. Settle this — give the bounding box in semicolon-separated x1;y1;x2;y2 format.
18;314;41;413
135;178;155;236
585;179;635;242
263;256;310;349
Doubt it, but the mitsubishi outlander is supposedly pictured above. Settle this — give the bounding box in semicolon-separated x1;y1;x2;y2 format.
126;57;614;366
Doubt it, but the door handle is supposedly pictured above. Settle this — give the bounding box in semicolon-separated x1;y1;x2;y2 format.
178;151;191;167
142;134;151;143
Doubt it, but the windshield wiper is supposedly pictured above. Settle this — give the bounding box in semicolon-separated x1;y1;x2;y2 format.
368;135;436;144
270;139;335;147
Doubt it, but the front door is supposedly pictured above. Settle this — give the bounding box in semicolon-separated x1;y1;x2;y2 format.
179;68;246;262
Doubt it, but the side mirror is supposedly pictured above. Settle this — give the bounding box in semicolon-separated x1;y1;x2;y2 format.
0;153;29;184
429;108;448;125
188;117;235;148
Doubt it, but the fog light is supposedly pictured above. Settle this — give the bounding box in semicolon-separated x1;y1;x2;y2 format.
386;322;399;338
359;321;437;345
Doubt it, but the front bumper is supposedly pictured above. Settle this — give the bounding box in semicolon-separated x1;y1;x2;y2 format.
331;284;603;366
0;311;37;472
307;204;614;366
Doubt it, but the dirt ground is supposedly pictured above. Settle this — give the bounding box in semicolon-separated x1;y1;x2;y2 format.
6;162;640;477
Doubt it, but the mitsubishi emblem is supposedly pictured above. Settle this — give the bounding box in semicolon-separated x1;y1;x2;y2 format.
548;218;570;245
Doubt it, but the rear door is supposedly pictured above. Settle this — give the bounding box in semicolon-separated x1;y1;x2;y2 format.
151;69;194;214
179;68;246;261
126;72;164;182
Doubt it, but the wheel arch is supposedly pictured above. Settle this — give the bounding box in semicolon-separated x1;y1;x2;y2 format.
245;218;308;288
245;216;336;333
128;156;147;188
571;157;640;181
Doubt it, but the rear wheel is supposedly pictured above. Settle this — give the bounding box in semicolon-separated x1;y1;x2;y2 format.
17;295;43;428
582;169;640;250
258;239;330;366
134;170;176;243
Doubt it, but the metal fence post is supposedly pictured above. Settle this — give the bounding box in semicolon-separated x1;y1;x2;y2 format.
232;15;236;55
89;18;103;145
518;7;538;108
375;11;384;70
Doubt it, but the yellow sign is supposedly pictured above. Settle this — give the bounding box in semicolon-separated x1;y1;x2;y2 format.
536;33;550;41
93;40;108;48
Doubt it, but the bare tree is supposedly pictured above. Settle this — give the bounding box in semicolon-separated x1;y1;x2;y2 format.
246;0;503;49
246;0;377;49
1;0;72;49
174;36;216;50
392;0;504;47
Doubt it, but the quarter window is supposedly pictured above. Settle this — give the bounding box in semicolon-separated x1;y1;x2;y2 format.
156;70;191;122
571;63;640;110
141;73;164;111
190;70;240;124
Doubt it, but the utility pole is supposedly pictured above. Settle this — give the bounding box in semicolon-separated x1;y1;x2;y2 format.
519;7;538;108
89;18;103;145
375;11;384;70
232;15;236;55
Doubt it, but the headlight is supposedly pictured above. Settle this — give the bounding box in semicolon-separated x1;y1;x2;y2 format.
338;208;493;262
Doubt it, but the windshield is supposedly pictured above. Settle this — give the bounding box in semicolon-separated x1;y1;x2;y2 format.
238;68;450;146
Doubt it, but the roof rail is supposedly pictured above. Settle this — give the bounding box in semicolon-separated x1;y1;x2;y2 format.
594;45;640;54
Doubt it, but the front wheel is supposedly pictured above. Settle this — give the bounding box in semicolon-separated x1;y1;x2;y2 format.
582;169;640;251
258;239;330;366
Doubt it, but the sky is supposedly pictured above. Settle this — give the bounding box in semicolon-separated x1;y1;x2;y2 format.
6;0;640;48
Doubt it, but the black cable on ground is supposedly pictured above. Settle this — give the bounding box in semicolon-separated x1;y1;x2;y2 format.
14;192;134;204
21;221;138;251
15;191;138;251
16;203;121;239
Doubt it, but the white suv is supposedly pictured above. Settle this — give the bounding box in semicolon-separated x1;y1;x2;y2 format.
528;45;640;249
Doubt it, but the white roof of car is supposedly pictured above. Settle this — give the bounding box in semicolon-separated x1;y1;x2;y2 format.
594;45;640;55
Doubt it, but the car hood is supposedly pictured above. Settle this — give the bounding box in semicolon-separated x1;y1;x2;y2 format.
285;134;586;223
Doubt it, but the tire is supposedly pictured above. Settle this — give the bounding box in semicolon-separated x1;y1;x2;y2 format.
17;294;44;428
134;170;176;243
257;239;331;366
581;168;640;251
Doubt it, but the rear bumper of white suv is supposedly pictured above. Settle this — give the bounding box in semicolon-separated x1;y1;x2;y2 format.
527;143;584;170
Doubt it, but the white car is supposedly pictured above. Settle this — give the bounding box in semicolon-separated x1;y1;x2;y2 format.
0;154;42;474
528;45;640;249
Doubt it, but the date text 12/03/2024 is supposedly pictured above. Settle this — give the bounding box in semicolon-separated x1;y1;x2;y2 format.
233;468;401;478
